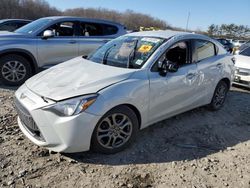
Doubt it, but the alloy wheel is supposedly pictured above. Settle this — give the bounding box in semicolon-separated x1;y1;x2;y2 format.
97;113;133;149
213;83;227;108
1;61;27;82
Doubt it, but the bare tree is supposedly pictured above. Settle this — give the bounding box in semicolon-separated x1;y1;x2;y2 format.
0;0;170;31
0;0;60;20
63;8;170;30
207;23;250;39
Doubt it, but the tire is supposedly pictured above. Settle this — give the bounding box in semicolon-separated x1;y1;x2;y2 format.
208;80;229;111
91;105;139;154
0;54;32;86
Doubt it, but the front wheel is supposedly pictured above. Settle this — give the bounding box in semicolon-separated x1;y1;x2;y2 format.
208;80;229;111
91;105;139;154
0;55;32;86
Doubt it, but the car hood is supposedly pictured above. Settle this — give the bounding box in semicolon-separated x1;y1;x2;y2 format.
234;55;250;69
0;31;29;38
25;57;137;101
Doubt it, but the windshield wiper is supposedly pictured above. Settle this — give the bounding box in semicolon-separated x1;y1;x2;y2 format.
102;44;116;64
127;40;138;68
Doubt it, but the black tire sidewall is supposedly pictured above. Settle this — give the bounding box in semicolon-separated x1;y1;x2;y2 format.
0;54;32;86
91;105;139;154
209;81;228;111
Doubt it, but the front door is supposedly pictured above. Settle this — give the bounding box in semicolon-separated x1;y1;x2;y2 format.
36;21;78;68
148;40;200;123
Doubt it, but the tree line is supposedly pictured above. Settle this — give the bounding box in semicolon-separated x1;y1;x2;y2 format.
207;24;250;39
0;0;169;30
63;8;170;31
0;0;60;20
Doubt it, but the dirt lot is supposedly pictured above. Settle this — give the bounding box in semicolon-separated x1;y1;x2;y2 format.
0;84;250;188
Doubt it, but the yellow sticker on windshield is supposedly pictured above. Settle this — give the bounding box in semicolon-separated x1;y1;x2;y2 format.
138;45;153;53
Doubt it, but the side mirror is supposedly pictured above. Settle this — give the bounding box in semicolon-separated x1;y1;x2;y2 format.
158;60;179;76
158;60;168;76
42;30;54;39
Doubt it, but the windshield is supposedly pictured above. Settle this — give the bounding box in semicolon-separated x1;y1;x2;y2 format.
15;18;53;34
88;36;164;69
239;41;250;51
239;47;250;57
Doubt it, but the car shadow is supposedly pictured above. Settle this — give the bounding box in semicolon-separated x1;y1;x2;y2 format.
64;88;250;165
0;81;18;91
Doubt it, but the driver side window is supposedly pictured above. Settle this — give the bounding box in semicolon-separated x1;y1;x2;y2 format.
152;41;190;72
43;21;76;37
165;41;188;66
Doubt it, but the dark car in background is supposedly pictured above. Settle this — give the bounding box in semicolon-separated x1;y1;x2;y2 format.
0;19;31;32
216;38;234;53
0;16;127;86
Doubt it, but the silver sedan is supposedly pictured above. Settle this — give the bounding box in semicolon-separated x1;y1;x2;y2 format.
15;30;235;154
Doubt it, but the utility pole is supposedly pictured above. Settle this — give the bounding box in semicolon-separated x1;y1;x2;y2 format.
185;11;190;31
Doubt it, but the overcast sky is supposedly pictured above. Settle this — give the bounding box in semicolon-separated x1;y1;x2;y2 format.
46;0;250;31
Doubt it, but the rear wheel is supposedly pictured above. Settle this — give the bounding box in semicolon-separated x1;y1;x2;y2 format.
0;55;32;86
208;80;229;111
91;105;139;154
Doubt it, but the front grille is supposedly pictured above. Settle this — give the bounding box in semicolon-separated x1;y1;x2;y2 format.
238;71;250;76
236;68;250;76
234;78;250;86
238;80;250;85
14;97;45;141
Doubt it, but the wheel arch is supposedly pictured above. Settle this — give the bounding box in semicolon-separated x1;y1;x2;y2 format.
122;103;142;129
97;103;142;130
220;77;231;90
0;49;39;74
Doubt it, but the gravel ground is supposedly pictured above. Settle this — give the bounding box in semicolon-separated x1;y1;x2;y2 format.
0;84;250;188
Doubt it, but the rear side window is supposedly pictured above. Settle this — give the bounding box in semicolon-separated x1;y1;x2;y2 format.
193;40;216;62
16;22;29;28
102;24;118;35
80;22;118;36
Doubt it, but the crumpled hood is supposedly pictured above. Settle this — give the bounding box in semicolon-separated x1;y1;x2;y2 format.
235;55;250;69
25;57;136;101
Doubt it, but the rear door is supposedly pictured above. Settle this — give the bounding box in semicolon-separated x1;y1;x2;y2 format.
77;22;120;56
36;20;78;68
192;39;222;102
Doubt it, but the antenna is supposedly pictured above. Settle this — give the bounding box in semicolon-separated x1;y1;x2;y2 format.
185;11;190;31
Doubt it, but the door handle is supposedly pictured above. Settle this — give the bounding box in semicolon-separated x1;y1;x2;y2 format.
216;63;223;68
69;40;77;44
102;40;109;43
186;73;196;79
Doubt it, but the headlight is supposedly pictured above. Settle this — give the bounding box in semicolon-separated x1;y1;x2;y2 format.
45;94;98;116
235;68;239;74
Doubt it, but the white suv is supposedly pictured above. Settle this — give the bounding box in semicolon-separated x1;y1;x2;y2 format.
15;31;235;154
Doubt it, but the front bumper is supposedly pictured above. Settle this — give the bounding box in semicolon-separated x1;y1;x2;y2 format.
15;84;101;153
233;73;250;88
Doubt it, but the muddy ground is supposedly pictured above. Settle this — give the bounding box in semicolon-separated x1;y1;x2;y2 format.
0;84;250;188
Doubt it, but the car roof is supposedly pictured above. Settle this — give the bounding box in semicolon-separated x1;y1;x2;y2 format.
0;19;32;23
126;30;209;40
42;16;125;27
